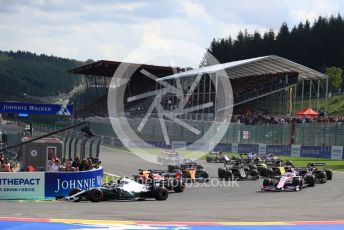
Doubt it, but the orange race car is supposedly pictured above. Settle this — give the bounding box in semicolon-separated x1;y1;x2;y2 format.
168;162;209;182
133;169;185;193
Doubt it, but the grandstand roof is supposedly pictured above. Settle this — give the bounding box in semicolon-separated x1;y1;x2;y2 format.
69;60;183;77
158;55;328;81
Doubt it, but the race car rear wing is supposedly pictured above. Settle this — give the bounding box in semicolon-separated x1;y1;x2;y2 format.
138;169;168;174
307;163;326;167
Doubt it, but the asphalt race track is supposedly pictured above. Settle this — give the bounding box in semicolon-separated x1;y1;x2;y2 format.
1;145;344;222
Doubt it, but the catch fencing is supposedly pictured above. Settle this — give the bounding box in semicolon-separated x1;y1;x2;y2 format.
84;117;344;147
23;118;344;160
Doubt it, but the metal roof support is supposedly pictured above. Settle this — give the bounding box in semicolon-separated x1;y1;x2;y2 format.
301;80;304;110
317;79;320;112
196;76;201;120
94;76;99;98
309;79;312;108
208;73;212;118
215;72;218;121
85;75;89;89
293;84;297;115
325;78;329;116
103;76;107;88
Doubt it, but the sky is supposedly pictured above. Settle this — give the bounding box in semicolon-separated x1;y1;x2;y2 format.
0;0;343;67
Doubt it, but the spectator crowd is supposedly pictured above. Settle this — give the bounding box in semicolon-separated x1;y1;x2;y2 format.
0;153;13;172
232;113;344;125
48;156;101;172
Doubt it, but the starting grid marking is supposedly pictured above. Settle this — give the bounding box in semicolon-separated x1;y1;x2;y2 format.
1;218;344;230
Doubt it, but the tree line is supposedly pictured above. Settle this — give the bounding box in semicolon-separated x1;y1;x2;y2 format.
204;15;344;90
0;50;82;101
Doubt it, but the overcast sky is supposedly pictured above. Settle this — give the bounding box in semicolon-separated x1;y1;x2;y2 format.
0;0;343;67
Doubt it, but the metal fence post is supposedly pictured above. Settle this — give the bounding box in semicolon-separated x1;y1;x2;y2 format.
335;123;338;146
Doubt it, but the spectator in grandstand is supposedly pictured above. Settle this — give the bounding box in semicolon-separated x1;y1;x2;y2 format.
64;158;76;172
86;159;93;170
27;164;36;172
2;158;11;172
78;159;88;171
93;159;101;169
233;112;344;125
0;153;4;164
49;159;63;172
72;156;81;170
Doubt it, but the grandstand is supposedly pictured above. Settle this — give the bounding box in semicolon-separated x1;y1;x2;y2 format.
70;55;329;119
67;56;339;146
69;60;185;118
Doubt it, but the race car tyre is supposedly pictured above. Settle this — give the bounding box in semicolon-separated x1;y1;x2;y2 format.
292;177;302;190
154;187;168;200
218;168;225;178
250;169;259;180
263;178;272;187
272;167;282;176
319;171;327;183
249;164;257;170
198;171;209;181
305;174;316;187
89;188;103;202
206;156;212;163
266;168;274;178
224;171;232;181
257;167;267;177
325;170;333;180
196;164;204;170
173;180;185;193
300;179;304;190
68;188;82;202
69;188;82;196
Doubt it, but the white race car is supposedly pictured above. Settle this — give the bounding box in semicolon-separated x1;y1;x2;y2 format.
63;177;169;202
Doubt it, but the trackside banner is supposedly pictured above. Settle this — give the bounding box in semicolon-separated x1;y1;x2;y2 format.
45;167;103;197
331;146;344;160
0;102;73;115
0;172;45;199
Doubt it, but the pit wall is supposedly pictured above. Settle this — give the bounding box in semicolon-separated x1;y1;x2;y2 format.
0;167;103;200
102;136;344;160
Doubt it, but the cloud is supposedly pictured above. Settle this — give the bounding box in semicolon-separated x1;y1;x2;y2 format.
181;0;210;20
0;0;343;66
283;0;342;24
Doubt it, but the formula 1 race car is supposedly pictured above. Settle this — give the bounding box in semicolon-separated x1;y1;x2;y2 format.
63;177;168;202
168;162;209;182
218;158;259;181
298;163;333;184
133;169;185;193
157;150;192;165
261;168;315;191
205;150;227;163
254;156;286;178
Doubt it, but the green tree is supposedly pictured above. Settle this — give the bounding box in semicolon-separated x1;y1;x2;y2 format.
0;50;83;101
325;67;343;90
203;14;344;74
